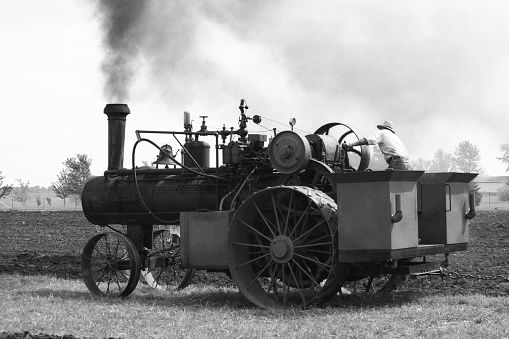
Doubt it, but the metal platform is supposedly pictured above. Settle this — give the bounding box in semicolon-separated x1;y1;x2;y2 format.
338;243;467;262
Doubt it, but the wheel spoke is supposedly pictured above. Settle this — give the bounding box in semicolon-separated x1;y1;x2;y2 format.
92;241;109;261
284;191;295;236
235;252;271;270
239;220;271;242
263;263;280;304
270;193;285;235
113;270;122;293
290;258;320;287
288;199;313;239
293;252;331;271
304;233;333;245
253;202;279;238
94;270;108;286
287;261;307;304
294;241;333;249
298;248;333;256
232;241;270;249
293;217;327;243
239;218;273;242
246;259;276;291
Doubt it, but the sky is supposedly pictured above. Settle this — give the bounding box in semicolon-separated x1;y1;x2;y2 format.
1;0;508;187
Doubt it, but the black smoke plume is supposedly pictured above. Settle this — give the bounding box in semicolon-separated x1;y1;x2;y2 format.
95;0;149;102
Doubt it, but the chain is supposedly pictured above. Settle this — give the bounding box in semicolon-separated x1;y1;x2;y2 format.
436;267;509;283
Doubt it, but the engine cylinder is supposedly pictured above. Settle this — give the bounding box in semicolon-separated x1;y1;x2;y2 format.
305;134;339;162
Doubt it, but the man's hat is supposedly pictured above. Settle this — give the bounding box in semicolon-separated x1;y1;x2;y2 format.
377;120;394;132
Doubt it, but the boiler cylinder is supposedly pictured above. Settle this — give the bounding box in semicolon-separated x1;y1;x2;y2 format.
81;175;221;226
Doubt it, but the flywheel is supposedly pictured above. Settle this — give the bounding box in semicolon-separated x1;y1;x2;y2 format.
314;122;371;171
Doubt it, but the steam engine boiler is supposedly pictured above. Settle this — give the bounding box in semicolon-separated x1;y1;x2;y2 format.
80;100;477;309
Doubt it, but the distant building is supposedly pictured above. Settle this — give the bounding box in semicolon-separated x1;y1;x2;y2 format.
476;175;508;194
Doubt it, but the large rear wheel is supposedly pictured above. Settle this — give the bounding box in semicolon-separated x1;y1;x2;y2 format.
228;186;337;309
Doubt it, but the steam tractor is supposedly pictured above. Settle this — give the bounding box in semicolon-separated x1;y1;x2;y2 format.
80;100;477;309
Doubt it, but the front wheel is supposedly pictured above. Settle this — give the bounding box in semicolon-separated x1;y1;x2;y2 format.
81;232;141;297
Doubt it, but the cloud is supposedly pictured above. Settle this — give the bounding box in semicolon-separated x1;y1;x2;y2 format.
94;0;509;173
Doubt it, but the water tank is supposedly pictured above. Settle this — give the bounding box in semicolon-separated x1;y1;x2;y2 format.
183;140;210;168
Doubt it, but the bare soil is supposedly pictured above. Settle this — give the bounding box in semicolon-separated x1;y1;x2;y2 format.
1;210;509;338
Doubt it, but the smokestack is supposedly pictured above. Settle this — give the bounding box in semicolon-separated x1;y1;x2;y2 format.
104;104;130;171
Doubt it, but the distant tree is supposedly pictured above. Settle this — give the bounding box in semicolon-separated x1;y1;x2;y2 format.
65;154;93;196
13;179;30;206
497;144;509;172
53;154;93;206
409;157;432;171
452;141;483;173
429;149;454;172
46;197;52;206
452;141;483;205
0;171;13;199
497;186;509;202
35;195;42;206
52;170;71;207
69;194;81;209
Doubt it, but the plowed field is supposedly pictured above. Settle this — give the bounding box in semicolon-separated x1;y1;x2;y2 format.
1;210;509;338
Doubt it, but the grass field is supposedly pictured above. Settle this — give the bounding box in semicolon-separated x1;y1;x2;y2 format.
1;275;508;339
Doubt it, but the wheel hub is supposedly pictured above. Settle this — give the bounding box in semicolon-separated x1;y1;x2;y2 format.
270;235;294;263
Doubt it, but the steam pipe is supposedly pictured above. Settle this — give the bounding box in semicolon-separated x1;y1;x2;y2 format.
391;194;403;223
465;194;476;219
104;104;130;171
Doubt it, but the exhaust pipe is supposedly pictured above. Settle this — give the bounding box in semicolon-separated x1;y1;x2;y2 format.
391;194;403;223
465;194;476;220
104;104;130;170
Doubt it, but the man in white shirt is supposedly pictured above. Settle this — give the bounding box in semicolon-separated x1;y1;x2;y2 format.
344;120;411;170
315;121;411;306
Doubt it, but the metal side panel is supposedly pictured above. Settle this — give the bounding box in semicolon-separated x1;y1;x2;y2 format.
180;211;233;270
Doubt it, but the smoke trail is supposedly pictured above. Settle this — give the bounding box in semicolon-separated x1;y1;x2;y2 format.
95;0;150;102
